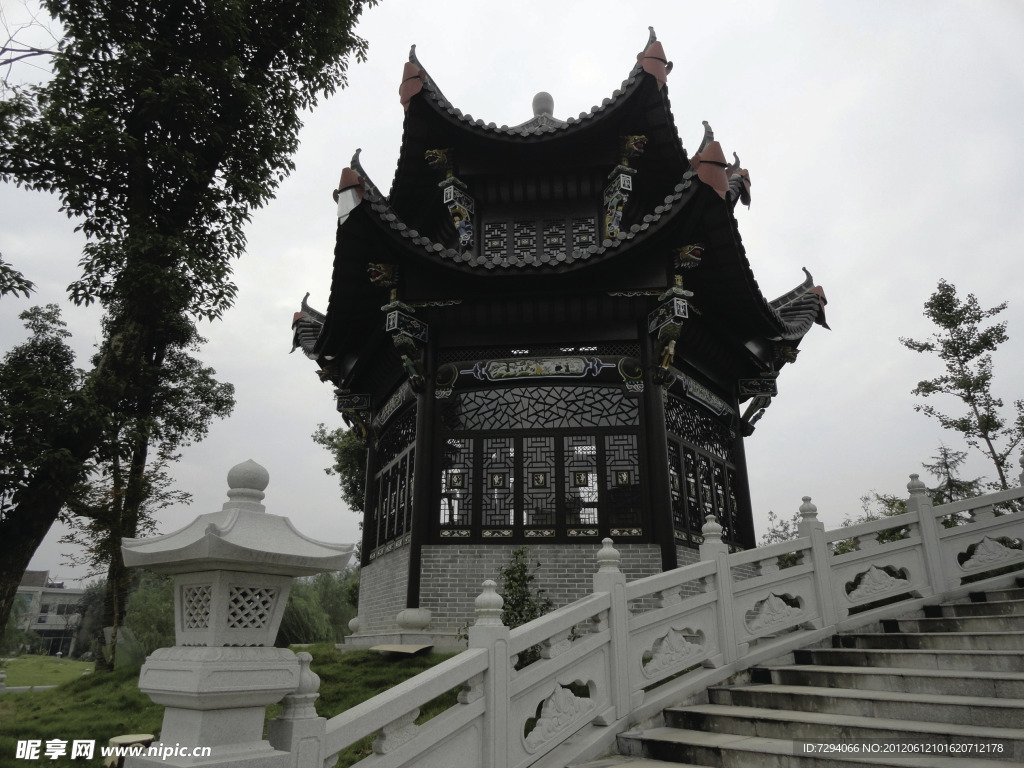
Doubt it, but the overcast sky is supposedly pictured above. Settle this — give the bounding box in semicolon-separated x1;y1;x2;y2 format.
3;0;1023;585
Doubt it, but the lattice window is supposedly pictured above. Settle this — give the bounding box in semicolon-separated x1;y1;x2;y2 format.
564;436;598;526
436;385;645;540
439;437;473;527
182;585;212;630
226;586;277;629
376;405;417;467
605;434;640;526
665;394;734;463
523;436;557;526
482;436;515;527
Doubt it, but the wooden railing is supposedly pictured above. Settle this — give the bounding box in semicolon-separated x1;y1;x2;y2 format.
268;467;1024;768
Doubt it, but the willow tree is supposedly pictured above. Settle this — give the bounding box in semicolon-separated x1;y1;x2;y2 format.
0;0;376;640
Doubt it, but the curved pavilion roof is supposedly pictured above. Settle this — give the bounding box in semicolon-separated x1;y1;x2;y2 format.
293;29;827;385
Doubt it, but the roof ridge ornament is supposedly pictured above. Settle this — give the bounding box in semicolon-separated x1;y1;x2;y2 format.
638;29;672;90
399;51;424;110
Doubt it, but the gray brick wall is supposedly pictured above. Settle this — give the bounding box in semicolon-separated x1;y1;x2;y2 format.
357;547;411;632
419;542;664;632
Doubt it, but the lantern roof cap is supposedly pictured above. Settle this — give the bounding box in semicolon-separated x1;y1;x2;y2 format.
122;460;353;576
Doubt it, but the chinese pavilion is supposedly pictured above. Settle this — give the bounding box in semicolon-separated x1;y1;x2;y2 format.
292;29;828;643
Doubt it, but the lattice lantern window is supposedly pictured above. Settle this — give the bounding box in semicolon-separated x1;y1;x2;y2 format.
173;571;292;647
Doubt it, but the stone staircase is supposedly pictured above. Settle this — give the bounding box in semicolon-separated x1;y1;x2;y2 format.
574;577;1024;767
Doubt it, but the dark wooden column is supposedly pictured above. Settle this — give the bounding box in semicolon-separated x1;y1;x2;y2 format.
640;325;678;571
405;335;437;609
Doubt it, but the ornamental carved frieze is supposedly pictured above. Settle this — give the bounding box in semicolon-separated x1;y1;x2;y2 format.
642;627;705;678
845;565;909;603
745;593;803;634
523;684;595;753
433;356;644;398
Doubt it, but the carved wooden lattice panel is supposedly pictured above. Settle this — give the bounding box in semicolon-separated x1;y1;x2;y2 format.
564;436;598;526
524;436;557;526
439;437;473;527
482;436;515;527
604;434;640;526
665;395;734;462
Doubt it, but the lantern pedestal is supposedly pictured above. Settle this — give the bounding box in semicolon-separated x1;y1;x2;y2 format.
131;647;298;767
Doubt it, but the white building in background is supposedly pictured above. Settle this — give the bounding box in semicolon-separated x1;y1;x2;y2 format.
16;570;85;656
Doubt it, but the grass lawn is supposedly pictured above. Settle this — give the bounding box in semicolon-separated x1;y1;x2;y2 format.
2;655;95;688
0;645;457;768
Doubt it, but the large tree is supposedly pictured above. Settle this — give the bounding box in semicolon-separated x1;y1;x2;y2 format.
901;280;1024;489
0;0;376;640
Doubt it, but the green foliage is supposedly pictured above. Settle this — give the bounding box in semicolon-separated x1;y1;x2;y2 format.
0;0;375;645
72;580;106;659
901;280;1024;489
2;0;378;321
1;594;31;655
497;547;553;669
276;570;360;646
922;444;982;505
312;424;368;513
498;547;553;629
304;647;459;768
2;654;94;687
277;581;333;647
759;509;800;546
0;253;34;298
0;305;81;523
0;664;163;765
830;492;909;555
123;570;174;658
0;643;455;768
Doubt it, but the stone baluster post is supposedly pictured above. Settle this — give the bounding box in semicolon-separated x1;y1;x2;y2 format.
699;515;744;665
468;580;510;768
592;539;629;721
797;497;838;628
267;653;326;768
905;473;947;596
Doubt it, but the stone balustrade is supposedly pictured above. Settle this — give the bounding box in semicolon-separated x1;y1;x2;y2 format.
134;461;1024;768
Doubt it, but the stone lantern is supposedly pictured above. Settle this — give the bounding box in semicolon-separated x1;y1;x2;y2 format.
122;460;353;767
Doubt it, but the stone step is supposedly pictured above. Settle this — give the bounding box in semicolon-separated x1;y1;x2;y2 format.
972;587;1024;602
755;663;1024;698
924;599;1024;618
706;683;1024;728
658;704;1024;760
882;613;1024;633
832;630;1024;651
617;726;1024;768
795;646;1024;671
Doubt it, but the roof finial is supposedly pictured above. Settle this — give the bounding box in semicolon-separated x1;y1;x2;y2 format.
532;92;554;117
